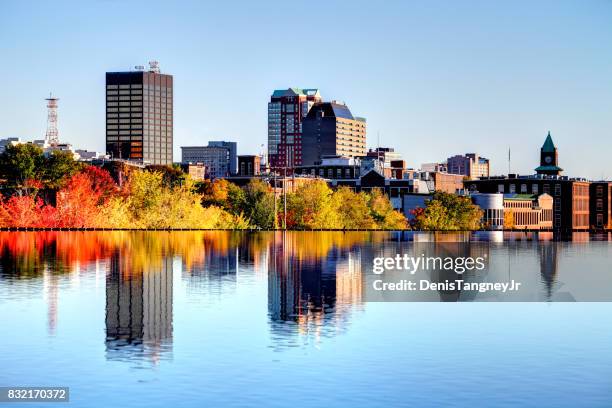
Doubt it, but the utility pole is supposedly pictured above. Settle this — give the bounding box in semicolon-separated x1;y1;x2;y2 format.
283;145;288;230
273;171;277;229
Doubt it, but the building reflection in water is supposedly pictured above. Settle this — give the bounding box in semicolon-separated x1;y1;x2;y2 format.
267;232;364;347
105;251;173;363
538;242;559;300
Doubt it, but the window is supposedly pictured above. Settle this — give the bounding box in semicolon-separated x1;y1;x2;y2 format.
509;184;516;194
532;184;539;194
521;184;527;193
597;199;604;211
597;214;604;227
498;184;504;193
554;184;561;196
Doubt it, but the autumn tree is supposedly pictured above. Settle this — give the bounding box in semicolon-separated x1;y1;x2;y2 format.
53;170;116;228
366;188;407;229
334;186;376;229
503;210;515;230
125;170;248;229
412;192;482;231
0;196;53;228
285;180;340;229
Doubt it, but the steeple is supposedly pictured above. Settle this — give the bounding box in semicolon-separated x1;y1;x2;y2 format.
535;131;563;176
541;131;556;153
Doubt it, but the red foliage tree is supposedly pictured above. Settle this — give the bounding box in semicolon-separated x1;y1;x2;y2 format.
54;172;104;228
409;207;425;230
0;196;47;228
81;166;119;203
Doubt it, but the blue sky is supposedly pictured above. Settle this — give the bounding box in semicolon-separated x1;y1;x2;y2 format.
0;0;610;178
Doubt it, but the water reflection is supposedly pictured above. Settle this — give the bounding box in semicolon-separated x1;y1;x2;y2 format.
539;243;559;300
0;230;610;363
268;232;365;347
105;253;173;363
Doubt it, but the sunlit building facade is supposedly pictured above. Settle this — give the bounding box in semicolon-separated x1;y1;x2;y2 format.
106;64;173;165
268;88;321;170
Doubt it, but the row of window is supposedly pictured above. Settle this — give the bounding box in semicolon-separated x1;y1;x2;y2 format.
106;84;171;91
497;183;562;196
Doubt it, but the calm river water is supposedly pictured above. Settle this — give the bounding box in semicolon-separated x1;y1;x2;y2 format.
0;231;611;407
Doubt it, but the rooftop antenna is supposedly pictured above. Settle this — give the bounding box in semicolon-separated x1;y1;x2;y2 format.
148;60;160;74
376;130;380;160
45;93;59;146
508;146;511;175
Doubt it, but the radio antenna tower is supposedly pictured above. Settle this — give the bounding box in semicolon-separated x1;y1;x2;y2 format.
45;93;59;146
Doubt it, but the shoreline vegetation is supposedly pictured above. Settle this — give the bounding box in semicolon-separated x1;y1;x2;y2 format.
0;144;486;231
0;144;407;230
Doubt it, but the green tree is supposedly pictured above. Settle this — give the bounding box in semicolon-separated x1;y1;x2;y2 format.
145;164;186;188
0;144;45;187
44;150;83;188
242;178;276;229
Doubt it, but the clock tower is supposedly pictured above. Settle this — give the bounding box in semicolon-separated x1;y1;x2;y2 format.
535;131;563;176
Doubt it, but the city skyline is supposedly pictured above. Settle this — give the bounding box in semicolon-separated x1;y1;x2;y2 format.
1;0;611;178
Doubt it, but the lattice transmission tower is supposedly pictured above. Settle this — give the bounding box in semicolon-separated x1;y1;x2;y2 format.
45;93;59;146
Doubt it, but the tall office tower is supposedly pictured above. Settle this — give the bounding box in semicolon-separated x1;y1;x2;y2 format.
106;61;173;165
268;88;321;170
301;101;367;165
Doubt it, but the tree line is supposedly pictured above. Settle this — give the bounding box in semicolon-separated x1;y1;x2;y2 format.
0;144;412;230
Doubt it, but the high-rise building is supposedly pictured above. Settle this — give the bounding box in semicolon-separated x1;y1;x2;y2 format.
106;62;173;165
447;153;489;179
268;88;321;170
301;101;366;165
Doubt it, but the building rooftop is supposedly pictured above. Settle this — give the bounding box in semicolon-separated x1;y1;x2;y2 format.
271;88;320;98
503;193;537;201
305;102;355;120
534;164;564;172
